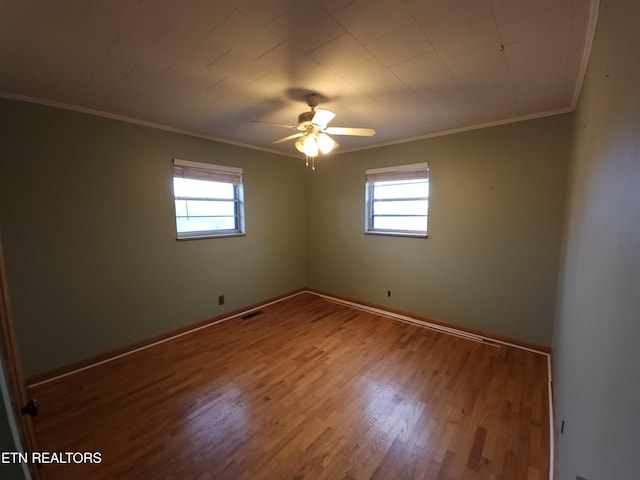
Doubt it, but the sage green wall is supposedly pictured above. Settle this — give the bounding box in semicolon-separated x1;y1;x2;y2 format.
306;115;572;347
0;98;572;377
552;0;640;478
0;99;307;377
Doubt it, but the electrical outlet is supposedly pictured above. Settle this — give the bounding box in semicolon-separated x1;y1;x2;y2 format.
218;295;225;305
387;290;391;297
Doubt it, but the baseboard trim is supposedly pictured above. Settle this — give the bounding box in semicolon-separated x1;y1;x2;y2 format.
26;288;306;388
305;288;552;355
27;287;551;387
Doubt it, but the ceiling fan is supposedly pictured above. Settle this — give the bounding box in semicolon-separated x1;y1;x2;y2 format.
252;93;376;169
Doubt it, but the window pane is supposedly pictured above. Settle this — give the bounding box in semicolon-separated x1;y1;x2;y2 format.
175;200;187;217
373;180;428;199
373;216;428;232
182;200;235;217
173;177;235;199
176;216;236;233
373;200;428;216
366;165;429;236
173;164;244;238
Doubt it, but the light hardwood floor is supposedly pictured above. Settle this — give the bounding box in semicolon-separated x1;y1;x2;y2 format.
29;292;550;479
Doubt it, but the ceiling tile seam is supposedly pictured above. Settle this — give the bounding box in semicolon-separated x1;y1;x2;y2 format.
297;10;450;129
489;0;521;116
336;23;446;115
406;5;495;60
496;0;573;26
319;0;356;17
121;65;137;82
244;70;273;88
306;32;369;74
53;24;81;101
82;71;97;91
485;0;598;110
560;2;581;108
403;4;481;124
81;0;91;20
365;37;433;70
324;0;415;45
383;52;451;128
440;53;513;123
286;29;395;123
168;79;189;96
319;62;409;123
163;57;182;75
152;19;175;47
316;4;389;58
205;48;231;69
300;31;348;57
492;2;578;58
251;40;287;63
263;2;347;49
372;88;445;131
205;8;235;37
264;2;293;29
105;28;123;58
206;76;227;91
571;0;600;109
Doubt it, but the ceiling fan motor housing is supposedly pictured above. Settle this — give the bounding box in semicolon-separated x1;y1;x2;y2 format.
297;111;315;129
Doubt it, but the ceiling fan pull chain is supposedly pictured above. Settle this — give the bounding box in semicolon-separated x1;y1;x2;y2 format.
305;156;309;167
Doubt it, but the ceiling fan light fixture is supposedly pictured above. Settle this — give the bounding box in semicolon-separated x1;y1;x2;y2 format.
254;92;375;169
295;134;319;157
317;132;336;154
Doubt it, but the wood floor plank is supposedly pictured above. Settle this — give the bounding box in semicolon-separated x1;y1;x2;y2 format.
29;292;550;479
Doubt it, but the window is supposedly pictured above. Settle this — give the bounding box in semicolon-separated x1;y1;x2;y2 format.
365;163;429;237
173;159;244;239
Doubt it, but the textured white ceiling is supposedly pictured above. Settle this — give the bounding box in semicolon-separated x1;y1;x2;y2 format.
0;0;597;157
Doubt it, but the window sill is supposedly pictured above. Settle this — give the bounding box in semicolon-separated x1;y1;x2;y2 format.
177;232;245;241
365;230;428;238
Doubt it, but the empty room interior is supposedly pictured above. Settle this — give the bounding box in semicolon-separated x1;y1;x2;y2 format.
0;0;639;479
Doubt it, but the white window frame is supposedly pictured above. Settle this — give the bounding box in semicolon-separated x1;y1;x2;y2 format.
365;162;429;237
172;159;245;240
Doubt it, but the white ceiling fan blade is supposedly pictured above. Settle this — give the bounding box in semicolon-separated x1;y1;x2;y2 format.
272;132;304;144
325;126;376;136
311;109;336;129
251;120;300;130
